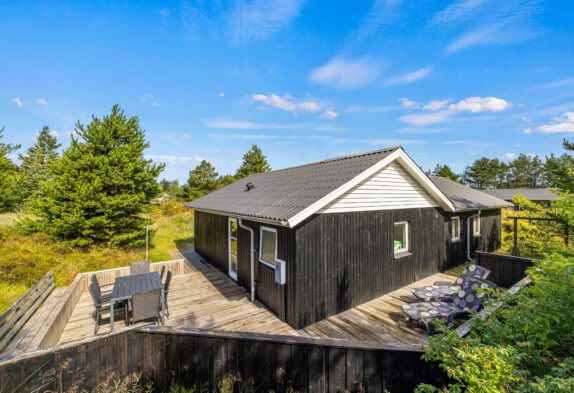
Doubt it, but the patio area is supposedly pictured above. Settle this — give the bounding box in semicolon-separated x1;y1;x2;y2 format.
57;251;453;346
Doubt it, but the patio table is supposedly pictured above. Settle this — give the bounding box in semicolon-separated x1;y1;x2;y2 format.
412;284;460;302
110;271;163;331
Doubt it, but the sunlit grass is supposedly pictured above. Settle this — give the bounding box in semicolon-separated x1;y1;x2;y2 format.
0;202;194;312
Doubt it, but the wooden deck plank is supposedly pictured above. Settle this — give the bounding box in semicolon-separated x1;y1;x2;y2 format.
56;251;454;347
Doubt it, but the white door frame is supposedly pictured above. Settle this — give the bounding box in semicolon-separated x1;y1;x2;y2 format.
228;217;238;281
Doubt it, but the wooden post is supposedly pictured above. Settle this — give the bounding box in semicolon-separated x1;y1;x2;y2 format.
512;217;519;256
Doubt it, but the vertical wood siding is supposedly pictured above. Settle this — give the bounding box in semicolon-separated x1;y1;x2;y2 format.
194;211;229;274
293;208;446;328
318;162;439;213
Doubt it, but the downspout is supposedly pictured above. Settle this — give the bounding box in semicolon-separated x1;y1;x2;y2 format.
237;218;256;302
466;210;481;260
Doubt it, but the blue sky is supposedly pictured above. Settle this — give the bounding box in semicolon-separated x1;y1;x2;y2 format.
1;0;574;181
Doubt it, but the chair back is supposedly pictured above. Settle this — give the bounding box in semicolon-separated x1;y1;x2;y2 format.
164;271;172;294
454;264;491;289
132;289;161;323
88;283;102;308
160;265;166;281
454;277;497;312
90;275;102;296
130;261;150;275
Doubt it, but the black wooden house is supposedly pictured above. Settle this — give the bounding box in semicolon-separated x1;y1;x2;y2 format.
187;147;511;329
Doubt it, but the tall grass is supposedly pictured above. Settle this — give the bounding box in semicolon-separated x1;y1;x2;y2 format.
0;202;194;312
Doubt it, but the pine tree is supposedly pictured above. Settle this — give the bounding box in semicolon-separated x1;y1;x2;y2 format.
506;154;544;188
184;160;220;201
17;126;61;205
430;164;460;182
34;105;164;247
0;127;21;212
235;145;271;179
462;157;507;189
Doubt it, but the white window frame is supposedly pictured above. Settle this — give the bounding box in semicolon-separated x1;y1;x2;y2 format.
393;221;409;254
228;218;238;281
451;217;461;242
259;226;278;268
473;216;481;236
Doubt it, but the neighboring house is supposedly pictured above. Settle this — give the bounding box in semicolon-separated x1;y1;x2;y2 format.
481;188;559;209
186;147;511;329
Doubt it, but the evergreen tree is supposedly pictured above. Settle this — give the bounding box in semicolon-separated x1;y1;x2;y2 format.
34;105;164;247
544;153;574;191
429;164;460;182
506;154;544;188
17;126;61;205
462;157;507;189
184;160;220;201
0;127;21;212
218;174;236;187
235;145;271;179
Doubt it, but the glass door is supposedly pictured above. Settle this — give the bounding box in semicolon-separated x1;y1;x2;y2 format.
228;218;238;280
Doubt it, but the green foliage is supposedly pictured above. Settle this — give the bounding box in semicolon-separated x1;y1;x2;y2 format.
0;127;21;212
235;144;271;179
16;126;61;206
543;153;574;191
32;105;164;248
507;154;544;188
183;160;221;201
418;254;574;392
429;164;460;182
462;158;507;189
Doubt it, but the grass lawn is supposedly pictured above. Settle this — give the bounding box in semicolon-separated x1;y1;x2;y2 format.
0;202;194;312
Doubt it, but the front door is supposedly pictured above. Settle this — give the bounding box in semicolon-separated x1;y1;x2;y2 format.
228;218;238;280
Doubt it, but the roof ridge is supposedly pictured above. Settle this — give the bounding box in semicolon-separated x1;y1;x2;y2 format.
246;146;401;178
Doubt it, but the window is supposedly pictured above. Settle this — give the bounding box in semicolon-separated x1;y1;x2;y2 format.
228;218;238;280
393;221;409;254
259;227;277;267
451;217;461;241
473;216;481;236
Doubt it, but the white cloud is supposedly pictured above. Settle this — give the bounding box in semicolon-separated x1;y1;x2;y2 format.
12;97;23;107
399;110;452;126
504;152;517;160
321;109;339;120
308;57;381;90
219;91;225;97
251;93;320;114
523;128;533;134
423;100;449;111
229;0;305;44
449;96;511;113
384;67;432;86
208;133;279;141
203;118;307;129
152;101;161;107
140;94;153;102
37;98;48;106
536;112;574;134
429;0;488;28
146;154;203;168
399;97;419;109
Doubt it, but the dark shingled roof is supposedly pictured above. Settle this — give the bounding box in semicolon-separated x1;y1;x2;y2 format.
186;147;400;224
481;188;559;202
429;176;513;211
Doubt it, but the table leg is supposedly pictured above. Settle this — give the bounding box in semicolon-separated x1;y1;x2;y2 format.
110;301;115;331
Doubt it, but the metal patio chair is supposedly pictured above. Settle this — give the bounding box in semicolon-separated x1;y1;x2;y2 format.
162;271;173;317
130;261;150;275
160;265;166;281
88;282;127;334
129;289;163;326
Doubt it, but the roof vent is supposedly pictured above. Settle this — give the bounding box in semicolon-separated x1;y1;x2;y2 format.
245;182;256;191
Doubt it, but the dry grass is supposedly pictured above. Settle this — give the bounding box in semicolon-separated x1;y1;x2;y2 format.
0;202;194;312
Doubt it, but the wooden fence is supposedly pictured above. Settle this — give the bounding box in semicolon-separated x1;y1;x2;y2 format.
0;327;446;393
475;251;534;288
0;273;55;354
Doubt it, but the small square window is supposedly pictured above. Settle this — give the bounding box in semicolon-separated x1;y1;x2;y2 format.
393;221;409;254
451;217;461;241
259;227;278;267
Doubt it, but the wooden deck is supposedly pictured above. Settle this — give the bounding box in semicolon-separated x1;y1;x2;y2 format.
59;258;453;346
299;273;454;344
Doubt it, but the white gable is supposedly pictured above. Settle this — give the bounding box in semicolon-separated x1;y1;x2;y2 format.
318;161;439;214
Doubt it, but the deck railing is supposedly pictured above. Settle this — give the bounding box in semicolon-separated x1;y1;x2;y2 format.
475;251;534;288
